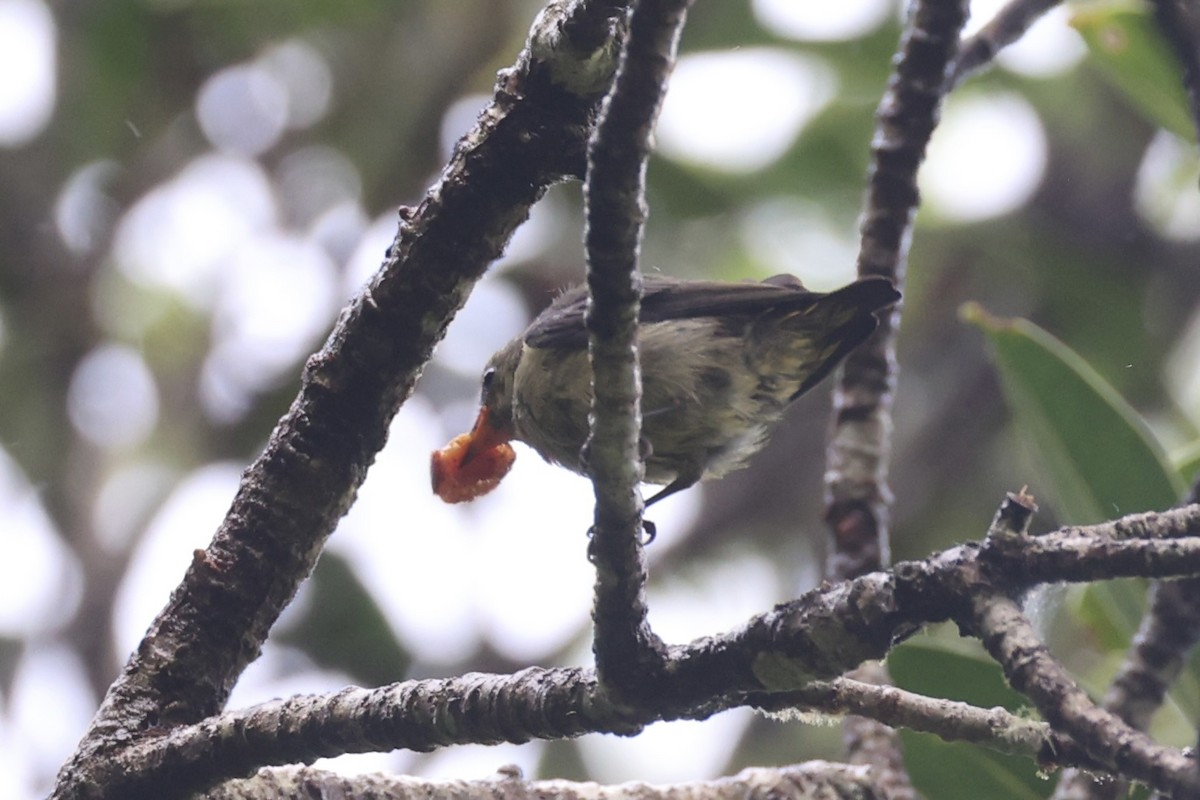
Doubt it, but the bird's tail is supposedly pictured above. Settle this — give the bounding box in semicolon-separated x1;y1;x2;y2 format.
759;277;899;401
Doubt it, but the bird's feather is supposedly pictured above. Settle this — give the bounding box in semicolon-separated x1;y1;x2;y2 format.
524;275;898;350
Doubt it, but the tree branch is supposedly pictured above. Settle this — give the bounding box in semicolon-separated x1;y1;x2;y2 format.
582;0;690;699
755;677;1105;772
947;0;1062;90
74;504;1200;796
49;2;631;798
206;762;886;800
825;0;968;580
824;0;968;787
971;591;1200;797
1052;480;1200;800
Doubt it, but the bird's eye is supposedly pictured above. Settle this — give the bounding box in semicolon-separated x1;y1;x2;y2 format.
480;368;496;400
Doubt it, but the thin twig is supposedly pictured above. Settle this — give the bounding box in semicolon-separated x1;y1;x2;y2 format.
207;762;886;800
755;677;1106;772
971;592;1200;797
1052;484;1200;800
582;0;691;696
825;0;969;788
948;0;1063;89
825;0;969;580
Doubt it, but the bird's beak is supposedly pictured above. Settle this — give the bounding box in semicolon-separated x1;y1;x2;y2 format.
431;406;517;504
460;406;513;467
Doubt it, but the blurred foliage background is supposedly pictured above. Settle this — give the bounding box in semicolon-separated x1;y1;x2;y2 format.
1;1;1198;798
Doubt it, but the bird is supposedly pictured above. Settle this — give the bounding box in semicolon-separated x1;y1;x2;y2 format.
431;273;899;507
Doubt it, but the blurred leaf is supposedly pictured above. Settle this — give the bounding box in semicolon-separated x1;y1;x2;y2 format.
1069;578;1148;651
901;733;1052;800
1172;439;1200;491
962;303;1184;524
0;637;24;703
891;638;1050;799
1071;7;1196;141
277;553;410;687
891;636;1030;710
963;305;1184;659
679;0;777;51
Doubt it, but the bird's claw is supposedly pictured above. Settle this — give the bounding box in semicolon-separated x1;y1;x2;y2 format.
583;517;657;557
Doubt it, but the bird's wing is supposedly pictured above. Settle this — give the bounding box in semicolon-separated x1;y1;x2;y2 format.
523;275;838;350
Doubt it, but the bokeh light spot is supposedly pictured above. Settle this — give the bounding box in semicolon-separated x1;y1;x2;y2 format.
0;0;55;146
67;344;159;450
657;49;836;174
201;234;338;421
54;161;120;256
196;64;289;155
114;155;277;308
739;199;859;290
921;92;1046;221
259;39;333;130
0;450;78;636
1135;131;1200;241
753;0;891;41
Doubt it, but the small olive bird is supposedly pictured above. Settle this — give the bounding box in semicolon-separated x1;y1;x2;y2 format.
432;274;899;506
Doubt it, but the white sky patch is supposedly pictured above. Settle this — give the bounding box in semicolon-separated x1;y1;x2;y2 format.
921;92;1046;221
329;398;483;665
343;212;398;297
200;232;339;421
275;145;363;227
332;394;702;666
579;709;756;784
495;186;571;272
434;277;528;376
440;94;489;163
9;642;95;789
307;199;370;268
647;551;782;644
0;711;32;800
112;463;242;658
753;0;892;41
92;461;177;553
0;0;55;146
419;742;543;783
0;450;78;636
470;444;699;660
657;49;837;174
468;453;601;660
739;198;860;291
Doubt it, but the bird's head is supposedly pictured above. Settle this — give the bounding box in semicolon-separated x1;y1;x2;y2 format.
430;338;522;503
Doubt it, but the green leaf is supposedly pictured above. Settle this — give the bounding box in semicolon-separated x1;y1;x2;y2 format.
1071;6;1196;141
901;732;1052;800
891;635;1030;711
963;304;1184;658
891;637;1051;799
1171;439;1200;490
962;303;1184;524
276;552;411;687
